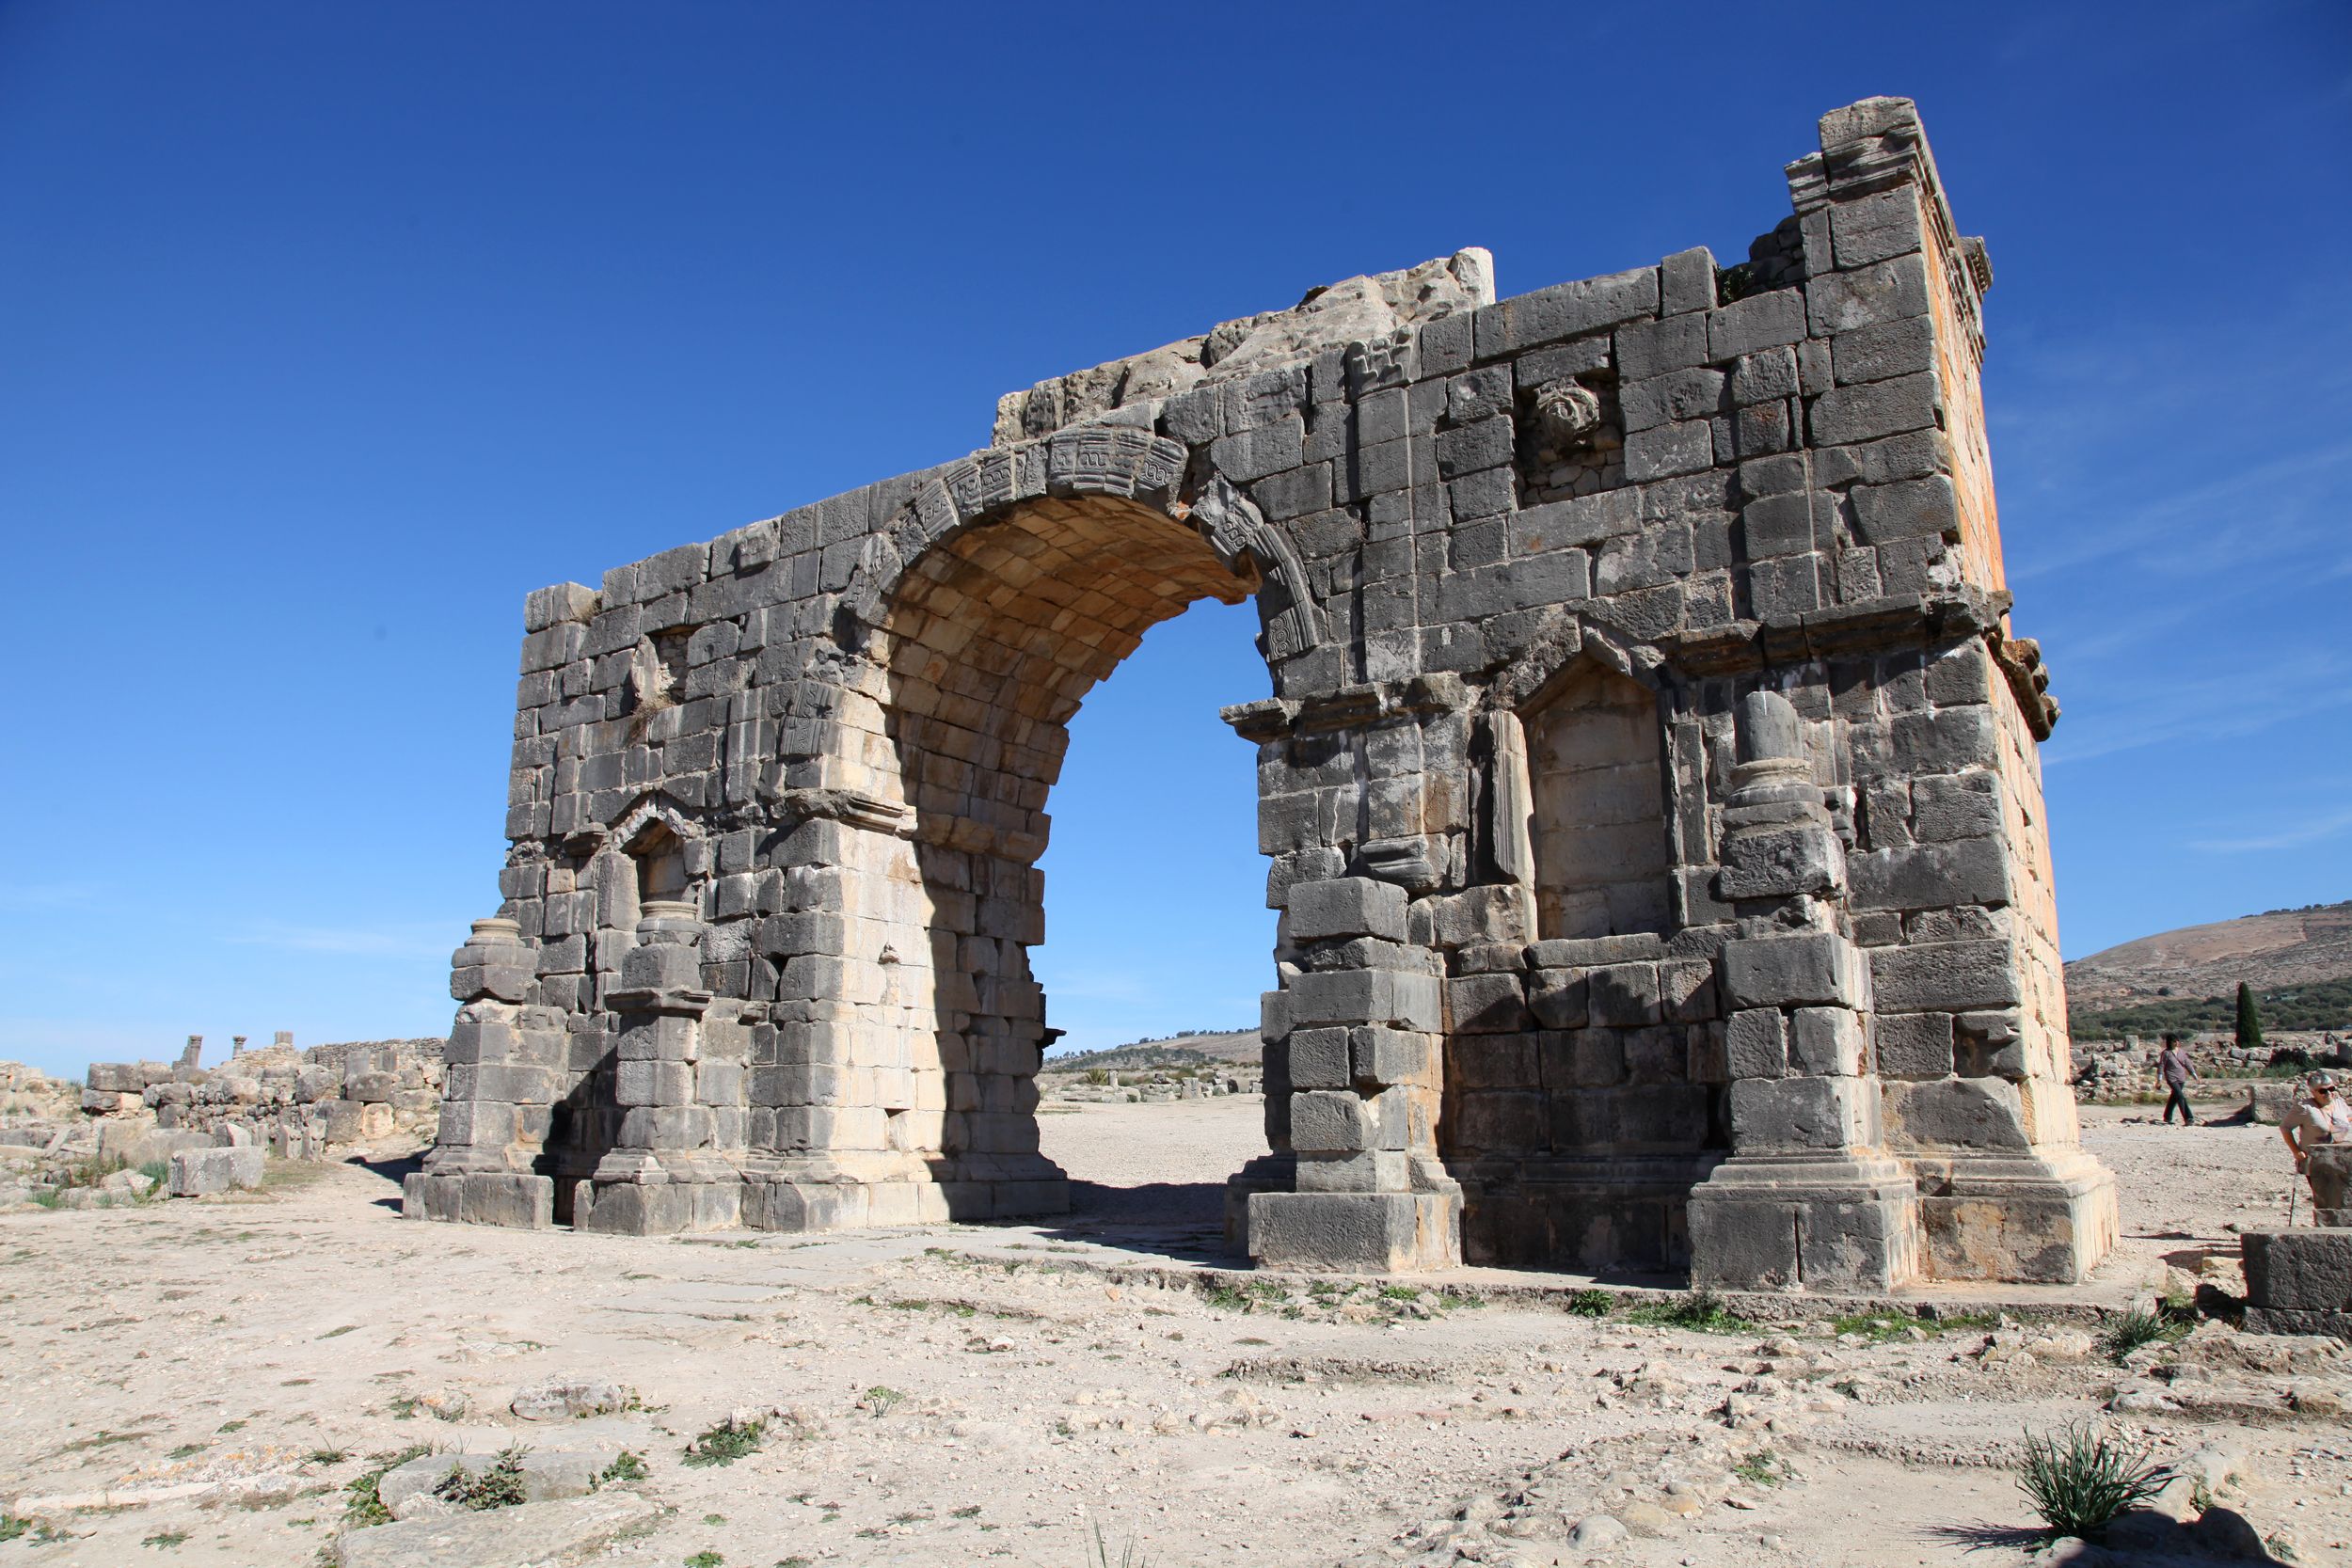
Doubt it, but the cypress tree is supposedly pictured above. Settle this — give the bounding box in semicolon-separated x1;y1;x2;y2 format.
2235;981;2265;1051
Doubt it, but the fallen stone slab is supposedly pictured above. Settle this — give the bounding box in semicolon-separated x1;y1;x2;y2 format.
511;1377;635;1421
376;1449;616;1520
333;1490;658;1568
167;1146;265;1196
2241;1227;2352;1341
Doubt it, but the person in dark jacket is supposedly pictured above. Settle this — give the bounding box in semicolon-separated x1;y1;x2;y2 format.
2158;1034;2200;1125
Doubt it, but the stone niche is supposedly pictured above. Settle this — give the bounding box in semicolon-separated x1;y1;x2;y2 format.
405;96;2115;1294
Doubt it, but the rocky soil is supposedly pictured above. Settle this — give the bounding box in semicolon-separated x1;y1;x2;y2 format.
0;1102;2344;1567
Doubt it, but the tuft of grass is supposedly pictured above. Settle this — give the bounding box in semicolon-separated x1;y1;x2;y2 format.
1378;1284;1421;1301
167;1444;204;1461
951;1504;981;1518
434;1447;529;1512
0;1515;26;1543
1732;1450;1784;1488
682;1418;764;1468
306;1449;349;1466
2097;1308;2187;1364
1566;1289;1614;1319
1622;1289;1752;1334
861;1386;905;1418
597;1450;648;1485
685;1553;724;1568
2016;1422;2173;1539
141;1528;190;1548
1085;1518;1152;1568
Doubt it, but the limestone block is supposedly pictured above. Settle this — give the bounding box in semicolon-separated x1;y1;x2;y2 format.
458;1173;553;1228
1352;1027;1432;1088
1287;969;1442;1032
81;1089;139;1115
332;1491;657;1568
1719;824;1845;899
1728;1077;1871;1153
1587;963;1662;1027
1876;1011;1956;1079
1789;1007;1865;1076
1659;958;1718;1022
2242;1229;2352;1313
347;1071;398;1104
358;1102;394;1139
1528;969;1589;1030
1247;1190;1460;1273
1720;932;1865;1010
1448;973;1532;1034
1850;837;2011;911
1287;1028;1350;1090
1883;1077;2030;1149
167;1147;265;1196
1868;939;2021;1013
1287;877;1409;942
511;1377;636;1422
1290;1091;1375;1154
1725;1009;1788;1079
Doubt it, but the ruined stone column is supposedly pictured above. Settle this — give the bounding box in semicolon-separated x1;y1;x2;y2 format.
577;899;737;1233
1687;692;1920;1291
404;917;557;1227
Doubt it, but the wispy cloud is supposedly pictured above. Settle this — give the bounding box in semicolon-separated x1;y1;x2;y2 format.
2042;649;2352;767
2190;807;2352;854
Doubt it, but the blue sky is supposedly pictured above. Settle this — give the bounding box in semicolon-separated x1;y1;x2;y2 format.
2;2;2346;1078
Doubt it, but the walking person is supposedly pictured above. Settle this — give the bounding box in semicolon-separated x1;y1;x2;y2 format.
2157;1034;2200;1125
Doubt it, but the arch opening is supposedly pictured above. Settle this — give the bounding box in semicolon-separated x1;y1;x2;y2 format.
794;494;1267;1215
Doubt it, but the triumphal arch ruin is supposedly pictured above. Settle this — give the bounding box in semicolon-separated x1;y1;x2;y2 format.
407;99;2119;1291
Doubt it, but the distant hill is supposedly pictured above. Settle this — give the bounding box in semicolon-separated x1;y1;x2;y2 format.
2065;899;2352;1038
1042;1028;1260;1074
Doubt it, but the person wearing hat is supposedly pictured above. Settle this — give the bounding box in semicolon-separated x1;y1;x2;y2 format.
2280;1074;2352;1221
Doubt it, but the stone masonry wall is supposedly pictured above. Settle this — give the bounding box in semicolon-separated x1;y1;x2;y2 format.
409;98;2117;1291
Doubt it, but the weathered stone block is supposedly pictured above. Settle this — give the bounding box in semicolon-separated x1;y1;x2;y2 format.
167;1146;265;1196
1725;1008;1788;1079
1448;973;1532;1034
1869;939;2021;1013
1790;1006;1865;1076
1587;962;1662;1026
1875;1011;1955;1079
1287;877;1408;942
1883;1078;2030;1148
1727;1076;1870;1152
1720;932;1865;1010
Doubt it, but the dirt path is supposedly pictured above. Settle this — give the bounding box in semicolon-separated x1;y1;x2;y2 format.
0;1101;2341;1567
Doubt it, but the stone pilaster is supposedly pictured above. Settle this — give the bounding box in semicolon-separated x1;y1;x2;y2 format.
577;900;739;1234
1687;693;1920;1291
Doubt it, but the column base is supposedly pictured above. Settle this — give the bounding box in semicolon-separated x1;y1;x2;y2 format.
1907;1148;2119;1284
575;1173;741;1235
1688;1154;1921;1292
1245;1189;1462;1274
403;1171;553;1229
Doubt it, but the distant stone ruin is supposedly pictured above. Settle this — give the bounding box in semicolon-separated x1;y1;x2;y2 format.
408;98;2117;1291
82;1034;445;1161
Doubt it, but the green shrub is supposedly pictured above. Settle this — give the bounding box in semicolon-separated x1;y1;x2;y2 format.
1623;1290;1751;1334
1566;1289;1614;1318
2016;1423;2172;1538
682;1418;763;1468
597;1450;647;1485
434;1447;528;1512
2097;1308;2185;1364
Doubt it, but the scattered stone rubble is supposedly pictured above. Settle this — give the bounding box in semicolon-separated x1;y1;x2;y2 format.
407;97;2119;1296
0;1034;445;1211
1041;1067;1262;1103
2071;1030;2348;1104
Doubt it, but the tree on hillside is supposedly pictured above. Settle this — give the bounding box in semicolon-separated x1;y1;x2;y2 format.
2235;981;2265;1051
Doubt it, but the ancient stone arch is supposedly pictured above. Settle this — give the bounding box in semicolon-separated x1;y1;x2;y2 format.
409;98;2116;1291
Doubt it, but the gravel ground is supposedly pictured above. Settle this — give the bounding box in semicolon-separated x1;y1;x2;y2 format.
0;1099;2341;1568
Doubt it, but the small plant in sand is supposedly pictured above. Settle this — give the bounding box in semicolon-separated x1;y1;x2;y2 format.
2016;1422;2172;1539
1566;1289;1614;1319
1085;1517;1151;1567
596;1450;648;1485
682;1417;764;1468
1622;1290;1751;1334
2096;1308;2185;1364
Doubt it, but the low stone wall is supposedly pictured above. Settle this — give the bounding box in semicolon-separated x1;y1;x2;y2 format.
81;1036;446;1159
